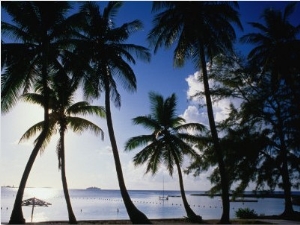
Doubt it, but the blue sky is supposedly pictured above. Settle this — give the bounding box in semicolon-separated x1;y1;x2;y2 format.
1;1;300;191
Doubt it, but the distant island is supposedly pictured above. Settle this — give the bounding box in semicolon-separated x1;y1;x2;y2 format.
86;187;101;190
1;185;17;188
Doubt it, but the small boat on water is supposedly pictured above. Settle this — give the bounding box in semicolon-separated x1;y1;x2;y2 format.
159;196;169;200
159;177;168;200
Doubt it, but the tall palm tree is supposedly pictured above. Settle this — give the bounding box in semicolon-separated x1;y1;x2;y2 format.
125;92;205;222
147;2;242;223
19;73;105;224
73;2;151;223
240;3;300;216
240;2;300;87
1;2;78;223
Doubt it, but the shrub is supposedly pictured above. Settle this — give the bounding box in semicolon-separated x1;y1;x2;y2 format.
235;207;258;219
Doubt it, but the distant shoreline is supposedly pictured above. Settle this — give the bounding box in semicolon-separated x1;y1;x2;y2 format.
191;192;300;199
2;186;300;198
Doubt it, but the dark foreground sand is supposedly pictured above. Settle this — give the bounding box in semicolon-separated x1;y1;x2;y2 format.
24;218;272;224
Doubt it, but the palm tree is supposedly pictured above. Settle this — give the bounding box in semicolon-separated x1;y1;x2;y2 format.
19;73;105;224
72;2;151;223
125;92;205;222
147;2;242;223
1;2;78;223
240;2;300;87
240;2;300;217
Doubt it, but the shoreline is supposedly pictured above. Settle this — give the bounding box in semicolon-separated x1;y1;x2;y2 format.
7;218;299;225
3;218;268;224
3;213;300;224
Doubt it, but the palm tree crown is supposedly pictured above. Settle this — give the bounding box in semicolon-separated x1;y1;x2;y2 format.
240;2;300;80
1;1;76;113
125;92;205;175
73;1;150;104
148;1;242;67
20;76;105;153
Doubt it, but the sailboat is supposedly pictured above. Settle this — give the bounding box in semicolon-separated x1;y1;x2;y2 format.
159;176;168;200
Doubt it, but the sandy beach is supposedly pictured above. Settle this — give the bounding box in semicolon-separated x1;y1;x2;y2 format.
14;218;273;224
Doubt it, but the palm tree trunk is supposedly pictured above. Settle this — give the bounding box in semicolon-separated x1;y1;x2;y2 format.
10;72;50;224
9;132;47;224
104;79;151;224
277;116;294;217
281;157;294;217
174;158;202;223
199;45;230;224
60;130;77;224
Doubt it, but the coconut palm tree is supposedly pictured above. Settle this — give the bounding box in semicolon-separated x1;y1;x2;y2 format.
125;92;205;222
147;2;242;223
240;2;300;87
1;2;79;223
240;3;300;217
19;72;105;224
72;2;151;223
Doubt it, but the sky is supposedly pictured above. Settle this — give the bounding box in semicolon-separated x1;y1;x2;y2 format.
1;1;300;191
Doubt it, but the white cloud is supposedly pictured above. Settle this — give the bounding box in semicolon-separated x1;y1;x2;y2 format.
186;71;202;99
183;70;242;125
181;105;208;126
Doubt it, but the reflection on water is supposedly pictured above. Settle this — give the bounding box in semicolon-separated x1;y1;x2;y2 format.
2;188;300;223
1;187;61;223
24;187;61;200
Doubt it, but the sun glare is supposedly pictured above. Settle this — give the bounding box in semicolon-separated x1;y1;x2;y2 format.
24;187;59;200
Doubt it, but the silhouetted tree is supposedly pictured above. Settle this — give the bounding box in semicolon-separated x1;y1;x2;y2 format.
72;2;151;223
1;2;77;223
19;74;105;223
125;92;205;222
148;2;242;223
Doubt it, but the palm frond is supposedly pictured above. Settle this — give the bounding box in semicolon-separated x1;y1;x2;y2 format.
175;122;206;133
283;2;297;21
21;93;44;107
67;101;106;118
19;121;45;143
67;117;104;140
19;120;57;154
124;135;154;151
132;115;161;130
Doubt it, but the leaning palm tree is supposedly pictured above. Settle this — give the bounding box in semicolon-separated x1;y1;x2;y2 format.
125;92;205;223
19;73;105;224
72;2;151;223
1;2;78;223
147;2;242;223
240;2;300;217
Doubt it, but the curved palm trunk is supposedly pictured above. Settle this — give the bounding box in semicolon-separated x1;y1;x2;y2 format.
9;130;48;224
104;79;151;224
10;74;50;224
199;45;230;224
174;158;202;223
59;130;77;224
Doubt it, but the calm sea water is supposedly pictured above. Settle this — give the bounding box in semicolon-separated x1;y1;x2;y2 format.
1;187;300;223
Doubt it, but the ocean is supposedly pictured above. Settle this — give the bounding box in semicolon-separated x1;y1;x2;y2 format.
1;187;300;223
